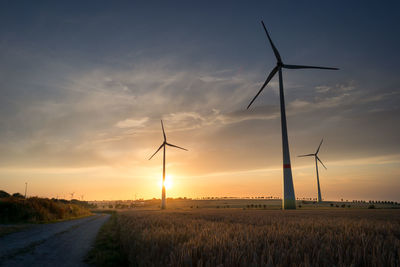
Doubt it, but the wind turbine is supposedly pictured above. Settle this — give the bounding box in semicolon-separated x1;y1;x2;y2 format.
247;21;338;209
149;120;187;209
298;139;327;202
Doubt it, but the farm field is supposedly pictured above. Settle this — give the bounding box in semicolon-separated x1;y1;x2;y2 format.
89;208;400;266
98;198;399;210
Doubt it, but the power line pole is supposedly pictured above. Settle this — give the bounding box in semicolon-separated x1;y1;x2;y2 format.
24;182;28;198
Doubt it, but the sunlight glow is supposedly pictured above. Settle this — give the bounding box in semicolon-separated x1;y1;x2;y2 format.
160;175;173;190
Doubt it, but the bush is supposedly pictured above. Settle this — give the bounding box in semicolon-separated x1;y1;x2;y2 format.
0;190;10;198
368;205;376;209
12;193;25;198
0;196;91;223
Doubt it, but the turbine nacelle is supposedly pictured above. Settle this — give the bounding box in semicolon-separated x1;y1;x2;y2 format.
148;120;188;160
247;21;339;110
298;139;327;170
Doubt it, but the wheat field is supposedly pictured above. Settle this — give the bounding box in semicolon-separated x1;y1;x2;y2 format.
105;209;400;266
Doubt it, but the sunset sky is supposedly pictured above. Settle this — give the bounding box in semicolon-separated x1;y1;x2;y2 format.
1;1;399;201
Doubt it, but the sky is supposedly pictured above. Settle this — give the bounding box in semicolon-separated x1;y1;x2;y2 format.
0;1;399;201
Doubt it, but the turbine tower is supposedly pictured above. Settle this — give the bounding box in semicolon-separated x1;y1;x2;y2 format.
247;21;338;209
298;139;327;202
149;120;187;209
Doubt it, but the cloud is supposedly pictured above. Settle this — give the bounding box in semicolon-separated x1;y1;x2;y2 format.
115;117;149;128
315;85;331;93
0;52;399;176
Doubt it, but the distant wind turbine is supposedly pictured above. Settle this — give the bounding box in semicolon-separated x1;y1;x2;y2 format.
298;139;327;202
149;120;187;209
247;21;338;209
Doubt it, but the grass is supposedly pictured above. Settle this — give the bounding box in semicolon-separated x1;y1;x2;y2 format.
86;212;128;267
0;196;92;224
89;208;400;266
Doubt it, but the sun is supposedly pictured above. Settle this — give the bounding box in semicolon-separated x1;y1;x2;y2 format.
160;175;173;190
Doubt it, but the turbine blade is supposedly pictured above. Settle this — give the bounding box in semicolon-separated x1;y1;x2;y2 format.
148;143;164;160
316;139;324;154
283;64;339;70
161;120;166;141
316;156;327;170
298;153;315;157
247;66;279;109
166;143;188;151
261;21;282;63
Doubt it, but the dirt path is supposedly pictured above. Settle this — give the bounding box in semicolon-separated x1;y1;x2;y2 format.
0;214;110;267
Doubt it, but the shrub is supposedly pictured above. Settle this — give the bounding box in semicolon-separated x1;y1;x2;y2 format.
0;196;91;223
0;190;10;198
12;193;25;198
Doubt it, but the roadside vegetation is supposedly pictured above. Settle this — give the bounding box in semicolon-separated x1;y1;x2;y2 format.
90;209;400;266
86;212;128;266
0;190;92;224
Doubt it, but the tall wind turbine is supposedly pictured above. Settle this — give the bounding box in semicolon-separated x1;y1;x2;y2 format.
149;120;187;209
298;139;327;202
247;21;338;209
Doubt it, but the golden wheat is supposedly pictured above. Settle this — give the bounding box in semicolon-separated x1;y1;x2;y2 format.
114;209;400;266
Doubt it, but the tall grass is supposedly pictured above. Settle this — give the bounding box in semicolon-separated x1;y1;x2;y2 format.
111;209;400;266
86;212;129;266
0;197;91;223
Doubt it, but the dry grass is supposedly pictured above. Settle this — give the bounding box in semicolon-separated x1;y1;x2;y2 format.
108;209;400;266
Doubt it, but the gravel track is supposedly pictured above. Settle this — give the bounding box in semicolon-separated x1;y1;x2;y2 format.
0;214;110;267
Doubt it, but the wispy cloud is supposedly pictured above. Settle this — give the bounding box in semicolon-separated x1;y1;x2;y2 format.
115;117;149;128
